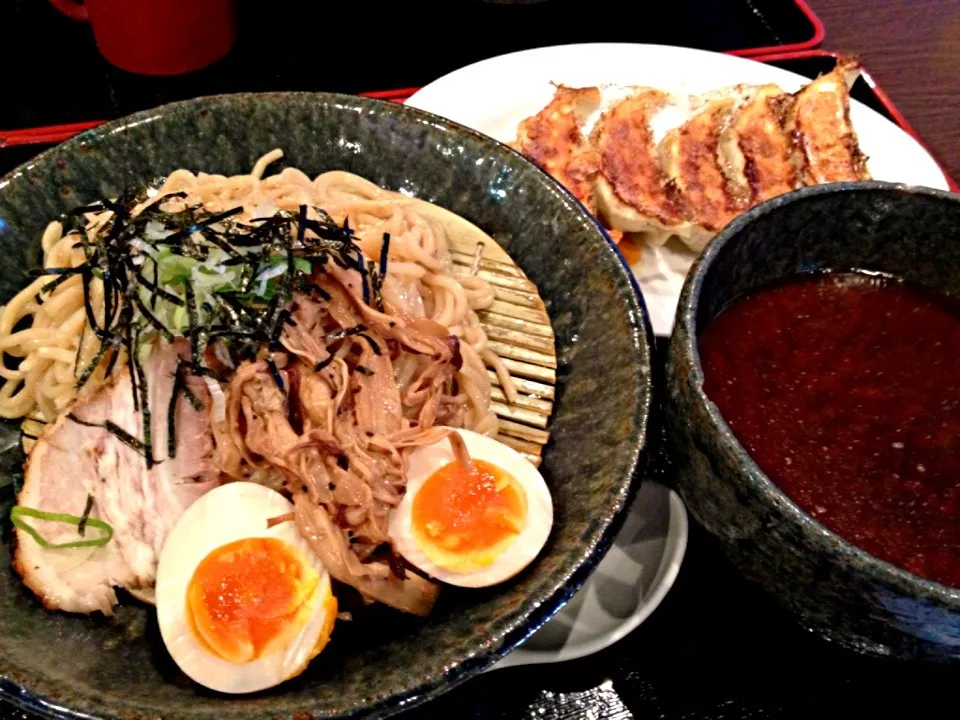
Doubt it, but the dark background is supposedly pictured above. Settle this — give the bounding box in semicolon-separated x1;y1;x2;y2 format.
3;0;817;129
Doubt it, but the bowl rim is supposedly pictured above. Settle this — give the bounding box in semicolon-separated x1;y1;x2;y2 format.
0;90;655;720
675;179;960;605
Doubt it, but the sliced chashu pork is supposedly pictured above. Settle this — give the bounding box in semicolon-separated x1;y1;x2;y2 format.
720;84;799;207
13;340;218;614
512;85;602;215
786;56;870;184
593;89;689;245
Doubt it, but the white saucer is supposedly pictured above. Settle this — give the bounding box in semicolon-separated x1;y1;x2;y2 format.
489;480;688;669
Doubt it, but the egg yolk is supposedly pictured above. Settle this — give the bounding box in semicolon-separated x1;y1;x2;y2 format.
186;537;319;664
411;459;527;573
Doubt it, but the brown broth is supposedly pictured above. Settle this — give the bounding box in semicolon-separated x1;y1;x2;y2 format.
699;272;960;587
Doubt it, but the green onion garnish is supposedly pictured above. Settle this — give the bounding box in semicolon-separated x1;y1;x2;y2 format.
11;505;113;549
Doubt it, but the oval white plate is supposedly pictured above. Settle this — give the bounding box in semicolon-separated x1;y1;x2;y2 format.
488;480;688;670
408;43;951;337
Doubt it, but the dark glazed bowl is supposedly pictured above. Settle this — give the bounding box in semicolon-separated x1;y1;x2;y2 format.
666;181;960;662
0;94;654;718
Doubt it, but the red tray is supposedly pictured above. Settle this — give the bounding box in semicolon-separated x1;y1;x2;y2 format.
731;0;824;57
11;47;955;196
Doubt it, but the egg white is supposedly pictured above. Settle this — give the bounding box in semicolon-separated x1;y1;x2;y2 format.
389;428;553;588
155;482;334;694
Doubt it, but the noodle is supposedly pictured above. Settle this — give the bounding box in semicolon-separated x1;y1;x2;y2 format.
0;149;516;429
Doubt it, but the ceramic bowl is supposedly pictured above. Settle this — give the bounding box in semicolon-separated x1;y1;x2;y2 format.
0;93;654;718
666;181;960;662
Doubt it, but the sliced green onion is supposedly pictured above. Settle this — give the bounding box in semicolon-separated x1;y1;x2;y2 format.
11;506;113;549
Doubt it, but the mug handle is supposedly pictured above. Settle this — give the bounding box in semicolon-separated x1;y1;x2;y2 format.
48;0;88;21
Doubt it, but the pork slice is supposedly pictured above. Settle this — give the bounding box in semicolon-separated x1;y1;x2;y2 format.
13;340;218;614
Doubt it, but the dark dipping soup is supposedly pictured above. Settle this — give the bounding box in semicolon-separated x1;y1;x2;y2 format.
700;272;960;588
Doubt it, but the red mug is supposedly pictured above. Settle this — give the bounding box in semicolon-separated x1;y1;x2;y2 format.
49;0;236;76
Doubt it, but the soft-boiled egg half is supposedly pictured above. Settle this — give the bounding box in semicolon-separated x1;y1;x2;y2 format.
389;428;553;588
155;483;336;694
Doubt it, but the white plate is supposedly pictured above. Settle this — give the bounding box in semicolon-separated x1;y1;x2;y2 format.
488;480;688;670
408;43;951;337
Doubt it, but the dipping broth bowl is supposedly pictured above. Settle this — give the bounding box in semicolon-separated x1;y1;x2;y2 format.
665;182;960;661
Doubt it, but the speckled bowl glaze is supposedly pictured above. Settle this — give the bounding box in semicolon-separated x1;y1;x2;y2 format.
666;182;960;662
0;93;654;718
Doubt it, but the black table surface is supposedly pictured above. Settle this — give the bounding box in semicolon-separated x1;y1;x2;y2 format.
3;0;819;130
3;9;956;719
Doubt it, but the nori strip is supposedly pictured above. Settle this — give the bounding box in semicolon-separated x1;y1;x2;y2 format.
198;227;241;257
379;232;390;277
125;324;139;413
324;324;366;343
131;337;154;470
32;266;88;276
77;494;94;537
269;309;291;350
101;339;122;379
160;207;243;246
355;365;374;376
307;282;331;301
183;278;199;368
104;421;150;459
81;268;107;340
75;338;110;390
313;356;335;372
179;369;204;412
67;414;151;462
358;333;382;355
168;363;184;459
133;260;184;306
131;294;174;341
266;356;284;392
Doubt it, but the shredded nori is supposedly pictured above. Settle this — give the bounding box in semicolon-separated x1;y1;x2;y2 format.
131;344;154;470
66;413;151;462
167;363;184;459
313;356;335;372
81;268;107;339
39;272;77;297
379;232;390;277
32;266;88;277
101;339;122;379
58;189;378;474
358;333;382;355
133;261;184;306
77;494;94;537
160;206;244;246
126;325;140;413
307;282;331;301
269;308;291;351
181;382;204;412
105;420;150;458
183;278;200;368
266;356;284;392
355;365;374;376
131;294;174;341
324;324;366;343
75;338;111;390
